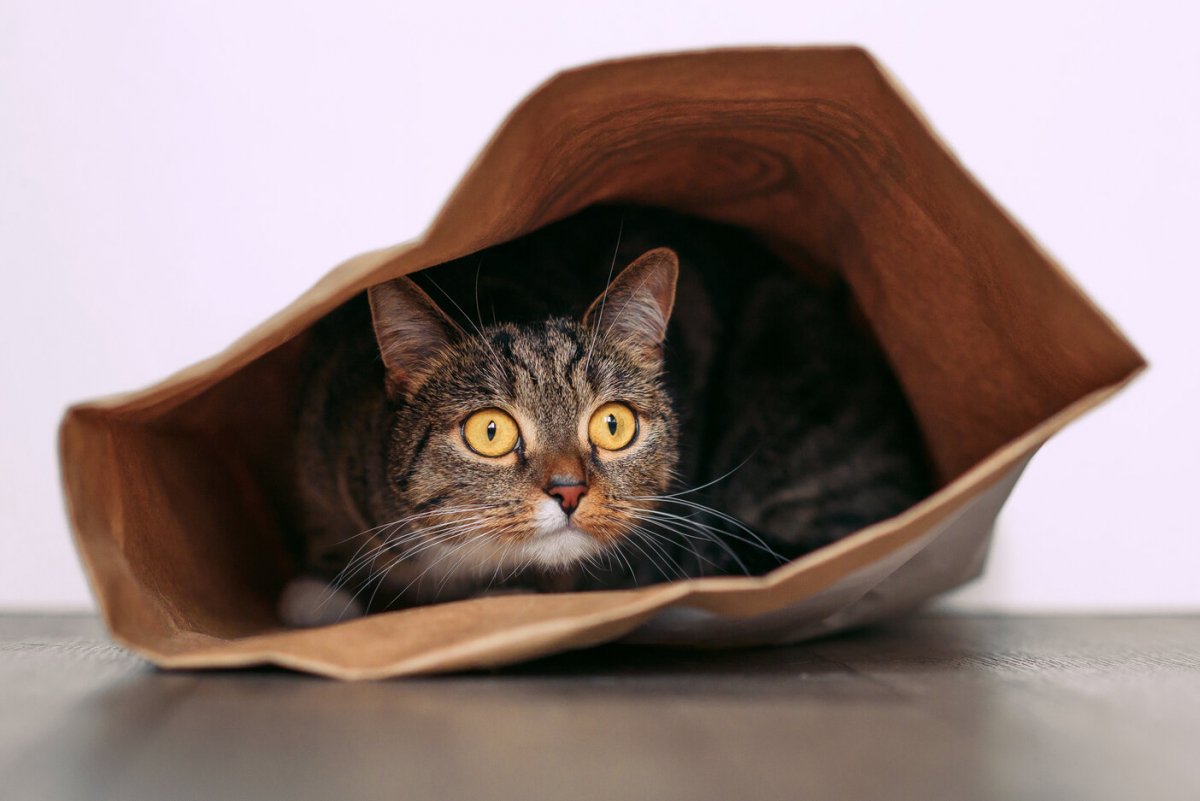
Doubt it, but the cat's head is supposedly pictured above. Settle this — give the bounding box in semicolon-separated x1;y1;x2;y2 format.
367;248;679;576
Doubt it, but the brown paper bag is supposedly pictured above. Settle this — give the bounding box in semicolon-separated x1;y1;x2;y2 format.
58;47;1144;679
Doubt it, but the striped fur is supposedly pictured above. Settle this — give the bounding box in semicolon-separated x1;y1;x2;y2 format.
281;205;933;624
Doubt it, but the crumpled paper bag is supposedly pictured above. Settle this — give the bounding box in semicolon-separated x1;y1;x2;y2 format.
59;47;1145;679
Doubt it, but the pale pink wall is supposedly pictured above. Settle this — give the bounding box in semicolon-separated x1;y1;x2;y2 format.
2;0;1195;610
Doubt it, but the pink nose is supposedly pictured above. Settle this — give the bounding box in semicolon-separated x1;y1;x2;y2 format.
546;482;587;513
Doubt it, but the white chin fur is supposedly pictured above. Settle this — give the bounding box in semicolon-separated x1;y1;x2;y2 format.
522;499;602;569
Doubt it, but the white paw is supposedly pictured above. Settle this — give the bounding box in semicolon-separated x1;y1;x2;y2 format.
277;576;365;628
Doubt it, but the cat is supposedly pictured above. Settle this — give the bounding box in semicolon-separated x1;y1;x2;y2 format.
278;206;934;627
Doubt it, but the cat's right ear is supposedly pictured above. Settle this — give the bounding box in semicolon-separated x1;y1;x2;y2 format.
368;277;462;399
583;247;679;362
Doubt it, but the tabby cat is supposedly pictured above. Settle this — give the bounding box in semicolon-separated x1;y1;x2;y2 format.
279;206;933;627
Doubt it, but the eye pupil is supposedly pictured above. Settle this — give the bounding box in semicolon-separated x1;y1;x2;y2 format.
486;420;496;441
588;403;637;452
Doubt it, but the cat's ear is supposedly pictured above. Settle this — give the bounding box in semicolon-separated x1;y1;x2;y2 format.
583;247;678;360
368;276;462;399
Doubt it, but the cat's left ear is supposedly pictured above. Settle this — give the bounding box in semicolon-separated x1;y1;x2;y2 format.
583;247;678;361
368;276;463;399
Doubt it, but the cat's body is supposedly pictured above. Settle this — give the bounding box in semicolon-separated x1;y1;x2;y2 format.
280;206;932;626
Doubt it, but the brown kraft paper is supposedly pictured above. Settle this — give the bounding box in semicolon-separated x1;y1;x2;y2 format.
58;47;1146;679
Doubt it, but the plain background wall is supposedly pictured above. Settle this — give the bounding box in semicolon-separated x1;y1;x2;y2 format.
2;1;1196;611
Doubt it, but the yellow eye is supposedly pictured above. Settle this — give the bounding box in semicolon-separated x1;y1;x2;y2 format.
588;402;638;451
462;408;520;457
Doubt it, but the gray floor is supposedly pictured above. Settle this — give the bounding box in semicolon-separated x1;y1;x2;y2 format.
1;614;1198;800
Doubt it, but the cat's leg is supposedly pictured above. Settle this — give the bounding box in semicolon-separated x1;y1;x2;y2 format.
277;575;366;628
280;495;379;626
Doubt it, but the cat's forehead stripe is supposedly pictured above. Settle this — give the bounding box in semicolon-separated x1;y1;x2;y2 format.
488;330;537;386
506;321;586;394
435;318;658;437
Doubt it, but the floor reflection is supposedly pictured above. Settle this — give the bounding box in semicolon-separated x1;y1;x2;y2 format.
7;628;910;800
12;616;1196;801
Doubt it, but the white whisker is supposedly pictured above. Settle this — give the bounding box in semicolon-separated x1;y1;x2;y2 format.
583;216;625;374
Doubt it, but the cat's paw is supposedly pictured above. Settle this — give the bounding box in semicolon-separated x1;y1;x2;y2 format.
277;576;365;628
